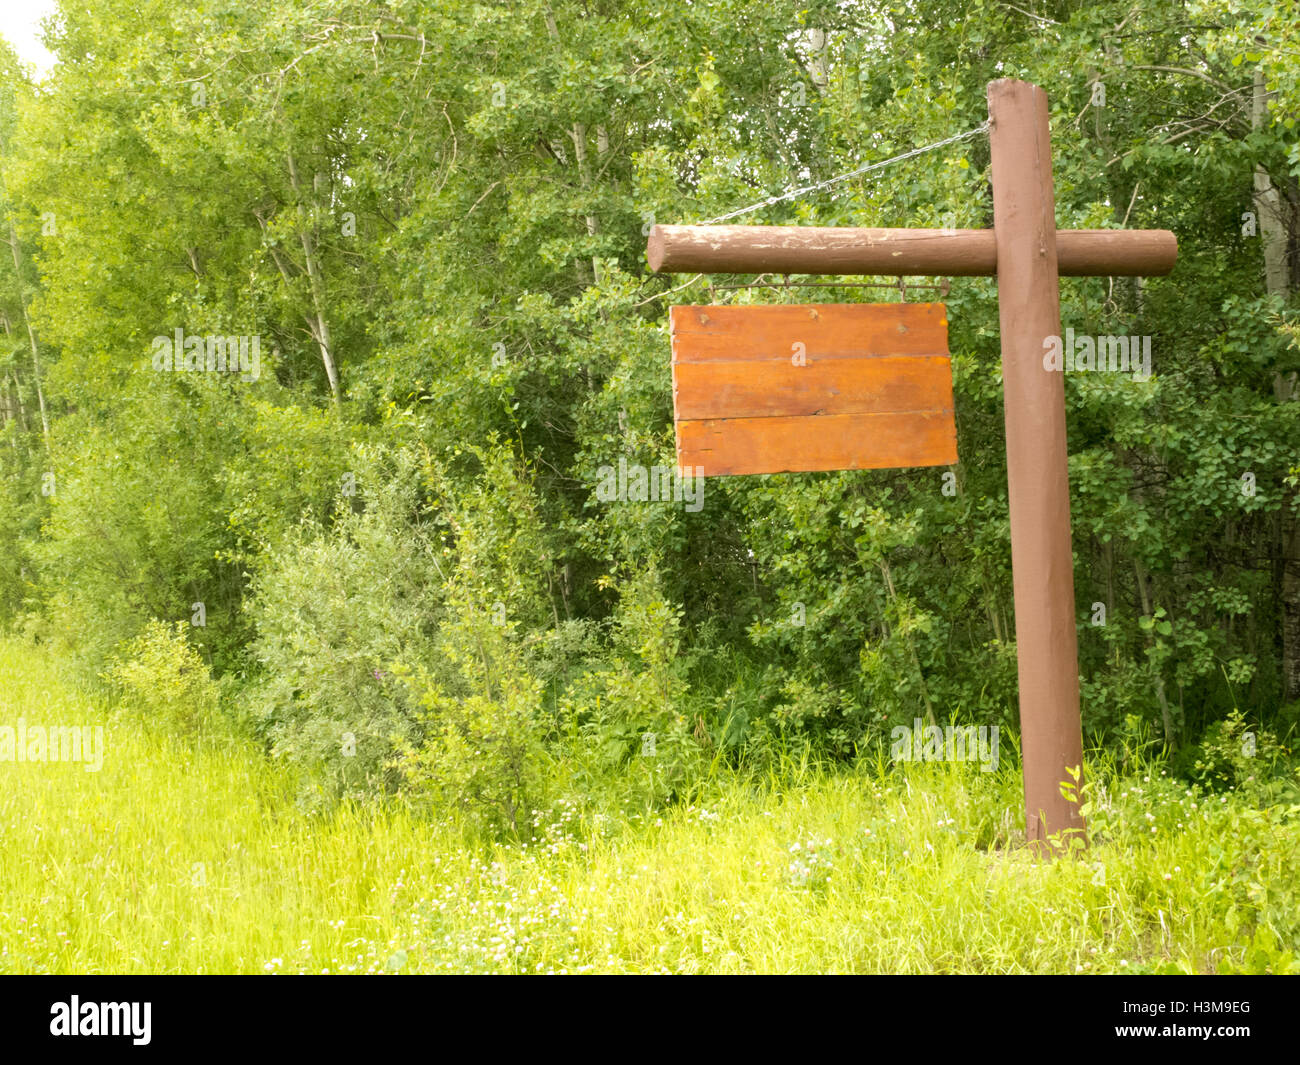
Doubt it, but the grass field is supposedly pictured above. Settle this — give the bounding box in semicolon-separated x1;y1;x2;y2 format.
1;638;1297;974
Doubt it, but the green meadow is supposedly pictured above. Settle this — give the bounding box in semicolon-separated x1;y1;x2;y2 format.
3;639;1295;975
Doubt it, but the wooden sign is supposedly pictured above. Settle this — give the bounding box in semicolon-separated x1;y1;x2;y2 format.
670;302;957;476
653;79;1181;850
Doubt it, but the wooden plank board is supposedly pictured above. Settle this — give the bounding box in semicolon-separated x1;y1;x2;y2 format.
677;411;957;475
670;303;957;476
670;302;947;360
672;355;953;421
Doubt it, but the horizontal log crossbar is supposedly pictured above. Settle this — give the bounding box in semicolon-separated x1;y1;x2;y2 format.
648;224;1177;277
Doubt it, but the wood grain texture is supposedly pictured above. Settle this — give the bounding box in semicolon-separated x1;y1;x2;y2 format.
648;224;1177;277
673;355;953;420
677;411;957;475
988;77;1084;847
670;303;956;476
670;302;947;359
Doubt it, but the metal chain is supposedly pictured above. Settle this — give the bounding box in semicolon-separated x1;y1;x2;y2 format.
697;121;990;225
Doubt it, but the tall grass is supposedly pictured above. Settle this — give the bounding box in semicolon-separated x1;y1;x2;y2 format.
1;639;1296;974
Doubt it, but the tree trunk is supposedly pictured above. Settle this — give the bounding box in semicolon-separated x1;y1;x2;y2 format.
1255;71;1300;698
286;152;341;406
544;6;601;284
6;220;50;448
10;370;28;434
1254;72;1292;299
1134;557;1176;749
0;377;11;441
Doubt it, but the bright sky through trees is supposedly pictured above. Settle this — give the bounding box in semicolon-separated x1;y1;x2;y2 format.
0;0;56;78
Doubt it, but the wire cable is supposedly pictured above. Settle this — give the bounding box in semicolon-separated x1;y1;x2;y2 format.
696;122;990;225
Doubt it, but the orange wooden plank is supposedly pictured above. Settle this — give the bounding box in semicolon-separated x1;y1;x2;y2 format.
670;302;947;362
676;410;957;476
672;354;953;421
669;302;957;476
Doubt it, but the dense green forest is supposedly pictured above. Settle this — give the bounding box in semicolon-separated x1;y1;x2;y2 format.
2;0;1300;980
0;0;1298;831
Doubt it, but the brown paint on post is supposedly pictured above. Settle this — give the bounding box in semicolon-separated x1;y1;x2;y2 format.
988;79;1086;853
648;225;1176;278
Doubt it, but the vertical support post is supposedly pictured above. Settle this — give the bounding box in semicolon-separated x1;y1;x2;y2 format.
987;79;1086;853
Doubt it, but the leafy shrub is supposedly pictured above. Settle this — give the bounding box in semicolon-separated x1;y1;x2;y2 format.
390;593;548;835
558;563;707;807
1192;709;1290;797
0;469;39;624
245;446;442;805
33;384;246;678
387;443;564;833
103;619;222;740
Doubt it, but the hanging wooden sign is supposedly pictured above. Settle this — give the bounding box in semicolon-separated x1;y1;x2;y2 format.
670;302;957;476
654;80;1181;850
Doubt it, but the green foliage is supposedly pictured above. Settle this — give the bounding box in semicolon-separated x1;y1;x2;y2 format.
0;469;37;624
33;383;247;675
555;563;707;808
4;0;1300;983
1192;709;1291;796
389;593;548;837
1;0;1299;806
7;634;1299;975
103;619;222;741
245;447;441;805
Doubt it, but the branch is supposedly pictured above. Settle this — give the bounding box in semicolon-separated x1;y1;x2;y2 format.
1130;65;1234;91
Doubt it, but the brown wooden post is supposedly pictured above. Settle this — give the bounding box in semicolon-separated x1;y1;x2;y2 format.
988;79;1086;852
648;78;1178;854
647;225;1176;277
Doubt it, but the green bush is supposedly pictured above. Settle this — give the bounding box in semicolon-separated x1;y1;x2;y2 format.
385;441;575;832
1192;709;1291;797
103;619;222;741
245;447;443;805
556;564;708;809
33;383;247;678
390;593;548;836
